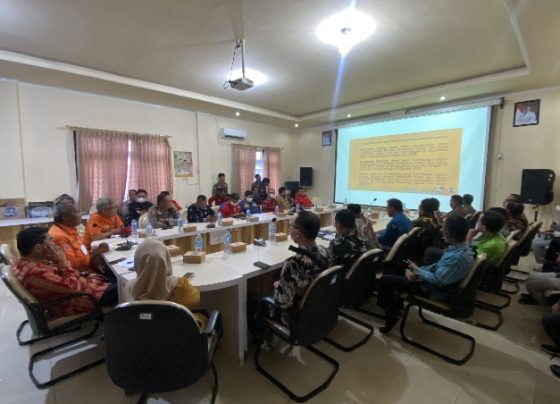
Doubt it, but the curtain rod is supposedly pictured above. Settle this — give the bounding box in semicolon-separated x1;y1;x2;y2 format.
65;125;172;138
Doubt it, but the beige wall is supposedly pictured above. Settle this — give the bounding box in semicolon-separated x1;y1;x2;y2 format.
0;80;297;207
293;87;560;225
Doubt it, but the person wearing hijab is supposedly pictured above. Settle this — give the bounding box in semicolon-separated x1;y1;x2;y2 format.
127;239;204;326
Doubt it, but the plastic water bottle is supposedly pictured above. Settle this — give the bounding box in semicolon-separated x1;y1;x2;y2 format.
217;212;223;226
296;203;300;213
367;205;373;217
274;205;280;216
145;223;153;237
327;200;332;207
195;233;203;253
177;216;184;233
131;219;138;239
224;231;232;255
246;209;252;221
269;219;276;241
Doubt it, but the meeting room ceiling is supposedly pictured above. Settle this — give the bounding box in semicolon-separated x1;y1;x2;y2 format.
0;0;558;128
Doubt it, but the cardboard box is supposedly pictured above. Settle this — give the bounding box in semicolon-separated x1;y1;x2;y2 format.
314;207;324;213
166;245;182;257
231;241;247;253
222;218;234;226
183;225;197;233
274;233;288;242
0;198;26;220
183;251;206;263
248;216;259;222
276;212;287;217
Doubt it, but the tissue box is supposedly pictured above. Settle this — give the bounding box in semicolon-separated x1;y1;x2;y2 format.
183;224;197;233
231;242;247;253
166;245;181;257
222;218;234;226
328;204;337;209
274;232;288;241
183;251;206;263
314;207;324;213
0;198;26;220
248;216;259;222
276;212;287;217
370;212;380;219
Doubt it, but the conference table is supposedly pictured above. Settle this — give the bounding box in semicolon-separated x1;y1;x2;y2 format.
95;207;399;364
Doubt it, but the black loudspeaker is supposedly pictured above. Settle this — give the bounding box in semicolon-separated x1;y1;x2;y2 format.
520;169;555;205
284;181;300;196
300;167;313;187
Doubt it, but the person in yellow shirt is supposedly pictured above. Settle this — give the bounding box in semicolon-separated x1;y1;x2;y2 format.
127;239;205;327
84;197;123;249
276;187;292;211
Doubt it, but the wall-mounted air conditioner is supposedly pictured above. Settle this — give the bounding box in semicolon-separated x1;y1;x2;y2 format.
220;128;247;139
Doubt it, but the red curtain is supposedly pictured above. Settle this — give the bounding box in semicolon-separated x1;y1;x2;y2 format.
232;144;257;195
263;147;282;192
128;135;173;202
75;129;129;212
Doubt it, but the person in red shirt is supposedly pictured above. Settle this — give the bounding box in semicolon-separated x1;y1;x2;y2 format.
13;227;117;316
261;190;280;213
208;189;229;207
219;193;241;218
294;187;313;209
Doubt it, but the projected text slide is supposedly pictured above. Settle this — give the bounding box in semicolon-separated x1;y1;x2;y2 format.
348;129;462;195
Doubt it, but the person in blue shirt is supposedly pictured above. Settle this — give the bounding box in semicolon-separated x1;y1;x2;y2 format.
239;190;261;215
377;198;412;248
377;215;474;334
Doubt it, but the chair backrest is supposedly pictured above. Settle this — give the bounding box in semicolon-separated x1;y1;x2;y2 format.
516;221;542;257
468;211;482;229
506;229;521;242
138;213;149;229
0;244;20;265
384;232;410;262
290;266;343;345
342;249;384;308
448;254;487;318
403;226;423;261
104;300;208;393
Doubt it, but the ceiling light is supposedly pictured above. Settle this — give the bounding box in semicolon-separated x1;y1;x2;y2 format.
347;113;352;118
235;111;240;117
316;7;376;56
229;68;268;86
294;123;299;128
440;95;446;101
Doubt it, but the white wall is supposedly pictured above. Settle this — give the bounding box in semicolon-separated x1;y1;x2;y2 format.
0;80;297;207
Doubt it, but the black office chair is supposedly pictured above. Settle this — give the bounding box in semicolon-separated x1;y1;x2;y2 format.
104;301;221;404
399;255;487;365
503;221;542;291
382;228;419;275
324;249;385;351
468;211;482;229
477;240;517;310
255;265;344;402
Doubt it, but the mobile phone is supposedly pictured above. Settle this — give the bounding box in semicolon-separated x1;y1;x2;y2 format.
253;261;271;270
109;257;126;265
183;272;195;280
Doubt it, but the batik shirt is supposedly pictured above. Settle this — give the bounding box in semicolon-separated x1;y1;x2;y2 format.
273;244;333;325
329;231;369;270
147;206;178;228
186;204;215;223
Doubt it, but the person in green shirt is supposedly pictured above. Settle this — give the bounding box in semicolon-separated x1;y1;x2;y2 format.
467;210;507;266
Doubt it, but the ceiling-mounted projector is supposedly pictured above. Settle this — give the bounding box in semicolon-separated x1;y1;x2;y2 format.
229;76;254;90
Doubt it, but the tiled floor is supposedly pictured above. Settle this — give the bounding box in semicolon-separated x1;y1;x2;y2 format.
1;255;559;404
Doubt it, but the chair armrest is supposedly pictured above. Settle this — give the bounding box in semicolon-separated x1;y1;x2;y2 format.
261;295;279;308
35;292;102;317
202;310;222;337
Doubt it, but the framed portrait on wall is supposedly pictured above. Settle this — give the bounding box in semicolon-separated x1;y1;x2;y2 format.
322;129;335;146
513;99;540;127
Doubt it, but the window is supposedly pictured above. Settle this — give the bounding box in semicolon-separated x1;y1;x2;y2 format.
254;149;264;178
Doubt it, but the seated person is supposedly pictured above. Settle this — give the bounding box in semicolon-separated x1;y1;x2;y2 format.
286;188;295;207
294;187;313;209
49;203;109;273
239;190;261;215
467;210;507;267
126;239;205;328
261;190;280;213
532;221;560;264
255;177;270;204
377;198;412;248
430;197;443;225
347;203;380;249
272;211;333;325
503;193;523;208
208;189;229;207
377;216;474;333
447;195;467;218
505;202;529;234
412;198;440;258
187;195;216;223
462;194;476;216
160;190;182;212
147;192;179;228
276;187;292;211
219;192;241;218
84;197;124;249
126;188;153;224
329;209;369;270
119;189;136;218
14;227;117;316
520;258;560;305
54;193;76;206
